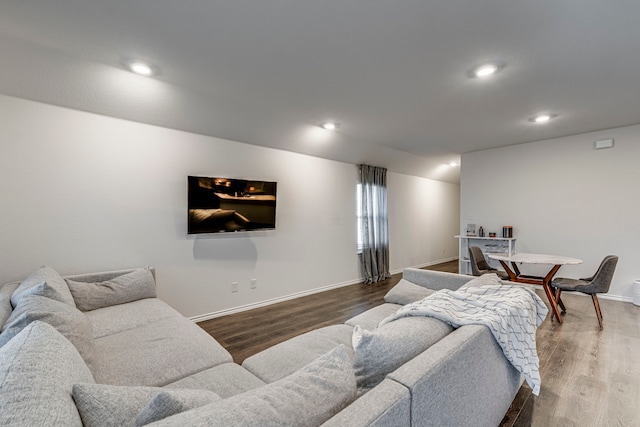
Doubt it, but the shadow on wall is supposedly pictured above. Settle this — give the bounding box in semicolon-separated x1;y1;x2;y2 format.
192;234;259;268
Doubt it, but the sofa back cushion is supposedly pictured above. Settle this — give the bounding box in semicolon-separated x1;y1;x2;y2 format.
72;383;220;427
402;268;472;291
11;266;76;308
146;345;357;426
352;316;453;392
383;278;435;305
66;267;156;312
136;389;222;426
459;273;503;288
0;294;96;369
0;321;95;426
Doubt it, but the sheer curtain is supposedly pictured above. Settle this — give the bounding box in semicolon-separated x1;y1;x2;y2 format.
357;164;391;284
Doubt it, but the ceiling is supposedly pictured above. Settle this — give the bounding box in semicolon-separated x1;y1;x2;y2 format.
2;0;640;184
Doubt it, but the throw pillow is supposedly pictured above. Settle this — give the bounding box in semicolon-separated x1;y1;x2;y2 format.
135;389;222;426
66;267;156;312
0;294;96;370
460;273;503;289
72;383;220;427
0;283;19;329
383;278;435;305
144;344;357;427
11;265;76;308
352;316;453;392
0;321;94;426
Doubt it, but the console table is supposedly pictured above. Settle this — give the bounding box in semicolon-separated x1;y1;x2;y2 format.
455;235;517;276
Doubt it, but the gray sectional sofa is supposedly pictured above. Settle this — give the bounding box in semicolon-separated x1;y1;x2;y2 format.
0;266;524;426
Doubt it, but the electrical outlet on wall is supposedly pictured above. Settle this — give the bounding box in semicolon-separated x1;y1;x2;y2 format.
231;282;238;293
250;279;257;289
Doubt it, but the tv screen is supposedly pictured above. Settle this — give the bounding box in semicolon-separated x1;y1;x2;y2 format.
188;176;277;234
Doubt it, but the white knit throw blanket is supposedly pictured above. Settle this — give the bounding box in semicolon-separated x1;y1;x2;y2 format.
379;284;548;395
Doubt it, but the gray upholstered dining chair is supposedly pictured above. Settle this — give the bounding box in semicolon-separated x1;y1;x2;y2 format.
468;246;509;280
550;255;618;330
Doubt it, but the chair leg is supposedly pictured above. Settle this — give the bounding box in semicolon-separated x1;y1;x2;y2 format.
592;294;604;330
554;288;566;313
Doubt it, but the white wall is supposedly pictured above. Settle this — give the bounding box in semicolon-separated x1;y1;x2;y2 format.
0;94;459;318
388;173;460;272
461;125;640;301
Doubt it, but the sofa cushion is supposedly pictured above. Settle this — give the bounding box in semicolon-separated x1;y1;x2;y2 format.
384;278;436;305
352;316;453;392
146;345;357;427
242;324;354;383
166;362;266;398
66;267;156;312
0;283;19;328
72;383;220;427
93;316;233;386
11;265;76;308
64;268;155;284
402;268;472;291
85;298;180;339
0;294;96;369
344;303;402;330
0;321;94;426
136;389;221;426
460;273;503;288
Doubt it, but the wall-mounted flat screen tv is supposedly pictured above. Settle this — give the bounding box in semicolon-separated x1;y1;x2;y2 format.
188;176;277;234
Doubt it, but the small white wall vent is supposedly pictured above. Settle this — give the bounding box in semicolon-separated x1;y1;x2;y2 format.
594;139;614;150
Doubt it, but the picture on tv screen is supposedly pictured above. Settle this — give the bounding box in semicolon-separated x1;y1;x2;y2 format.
188;176;277;234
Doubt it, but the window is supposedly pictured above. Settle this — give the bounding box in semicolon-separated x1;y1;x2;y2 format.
356;183;387;253
357;165;390;283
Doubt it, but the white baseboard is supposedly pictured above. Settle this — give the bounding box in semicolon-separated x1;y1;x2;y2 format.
190;277;362;323
191;257;460;323
580;292;633;304
549;289;633;304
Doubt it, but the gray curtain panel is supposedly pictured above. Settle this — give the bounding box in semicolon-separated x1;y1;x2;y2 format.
357;164;391;284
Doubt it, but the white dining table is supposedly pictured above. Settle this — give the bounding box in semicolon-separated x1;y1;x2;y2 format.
487;252;582;323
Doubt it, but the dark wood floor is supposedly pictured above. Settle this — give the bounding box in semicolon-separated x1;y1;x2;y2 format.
198;261;640;426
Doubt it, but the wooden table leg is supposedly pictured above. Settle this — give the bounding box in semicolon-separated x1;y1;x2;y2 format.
543;264;563;323
511;262;522;277
495;259;564;324
498;260;517;281
554;288;566;313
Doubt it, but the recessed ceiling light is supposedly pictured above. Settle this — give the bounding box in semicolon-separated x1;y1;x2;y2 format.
320;122;338;130
469;61;505;78
475;65;497;77
529;114;557;124
127;60;155;76
448;161;458;167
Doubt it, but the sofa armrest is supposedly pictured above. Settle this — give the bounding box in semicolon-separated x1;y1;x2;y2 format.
321;379;411;427
387;324;521;427
402;268;471;291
